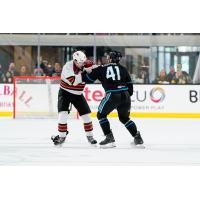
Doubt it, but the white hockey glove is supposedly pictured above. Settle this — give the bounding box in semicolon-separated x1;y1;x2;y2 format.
84;67;93;73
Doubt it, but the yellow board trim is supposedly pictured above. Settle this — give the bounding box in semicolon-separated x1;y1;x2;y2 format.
0;112;13;117
1;112;200;118
90;112;200;118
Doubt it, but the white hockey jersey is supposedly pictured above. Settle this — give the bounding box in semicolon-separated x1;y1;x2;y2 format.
60;60;85;95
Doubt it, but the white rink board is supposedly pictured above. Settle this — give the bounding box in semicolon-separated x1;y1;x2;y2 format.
86;84;200;113
1;83;200;116
1;118;200;165
15;84;60;114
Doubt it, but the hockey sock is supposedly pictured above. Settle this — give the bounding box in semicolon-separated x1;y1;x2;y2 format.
58;123;68;137
83;122;93;136
99;118;111;135
81;114;94;136
58;111;68;137
124;120;137;137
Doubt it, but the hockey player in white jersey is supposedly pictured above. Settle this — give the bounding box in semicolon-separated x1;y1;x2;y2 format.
51;51;97;146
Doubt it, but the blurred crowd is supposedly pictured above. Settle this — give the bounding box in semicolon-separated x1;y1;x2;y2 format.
0;61;193;84
0;61;62;83
133;63;192;84
152;63;192;84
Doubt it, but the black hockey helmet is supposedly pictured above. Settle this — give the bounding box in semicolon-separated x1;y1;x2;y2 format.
107;51;122;63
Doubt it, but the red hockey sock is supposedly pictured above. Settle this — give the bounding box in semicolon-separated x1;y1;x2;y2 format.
84;122;93;132
58;123;68;133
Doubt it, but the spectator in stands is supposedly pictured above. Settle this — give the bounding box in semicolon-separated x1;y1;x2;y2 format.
0;64;6;83
138;64;149;83
171;70;191;84
166;66;175;83
45;64;54;76
153;69;169;84
52;62;62;77
4;62;19;83
19;65;30;76
40;60;48;75
176;63;186;73
172;63;192;84
34;67;44;76
176;63;191;77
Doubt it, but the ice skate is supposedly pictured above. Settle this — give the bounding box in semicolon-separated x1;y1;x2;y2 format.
99;133;116;148
131;131;145;149
86;135;97;146
51;135;66;146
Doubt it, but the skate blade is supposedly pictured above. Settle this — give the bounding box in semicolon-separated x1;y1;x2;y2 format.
131;143;145;149
99;142;116;149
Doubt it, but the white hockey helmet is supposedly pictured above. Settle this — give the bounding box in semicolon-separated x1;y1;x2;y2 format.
73;51;87;63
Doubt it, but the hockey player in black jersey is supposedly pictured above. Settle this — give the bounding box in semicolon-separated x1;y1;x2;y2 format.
77;51;144;148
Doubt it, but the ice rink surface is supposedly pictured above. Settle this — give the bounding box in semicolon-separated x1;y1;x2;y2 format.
1;117;200;165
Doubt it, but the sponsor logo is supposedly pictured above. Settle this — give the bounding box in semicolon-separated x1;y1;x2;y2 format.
189;90;200;103
132;87;165;103
83;86;166;104
0;84;33;108
150;87;165;103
